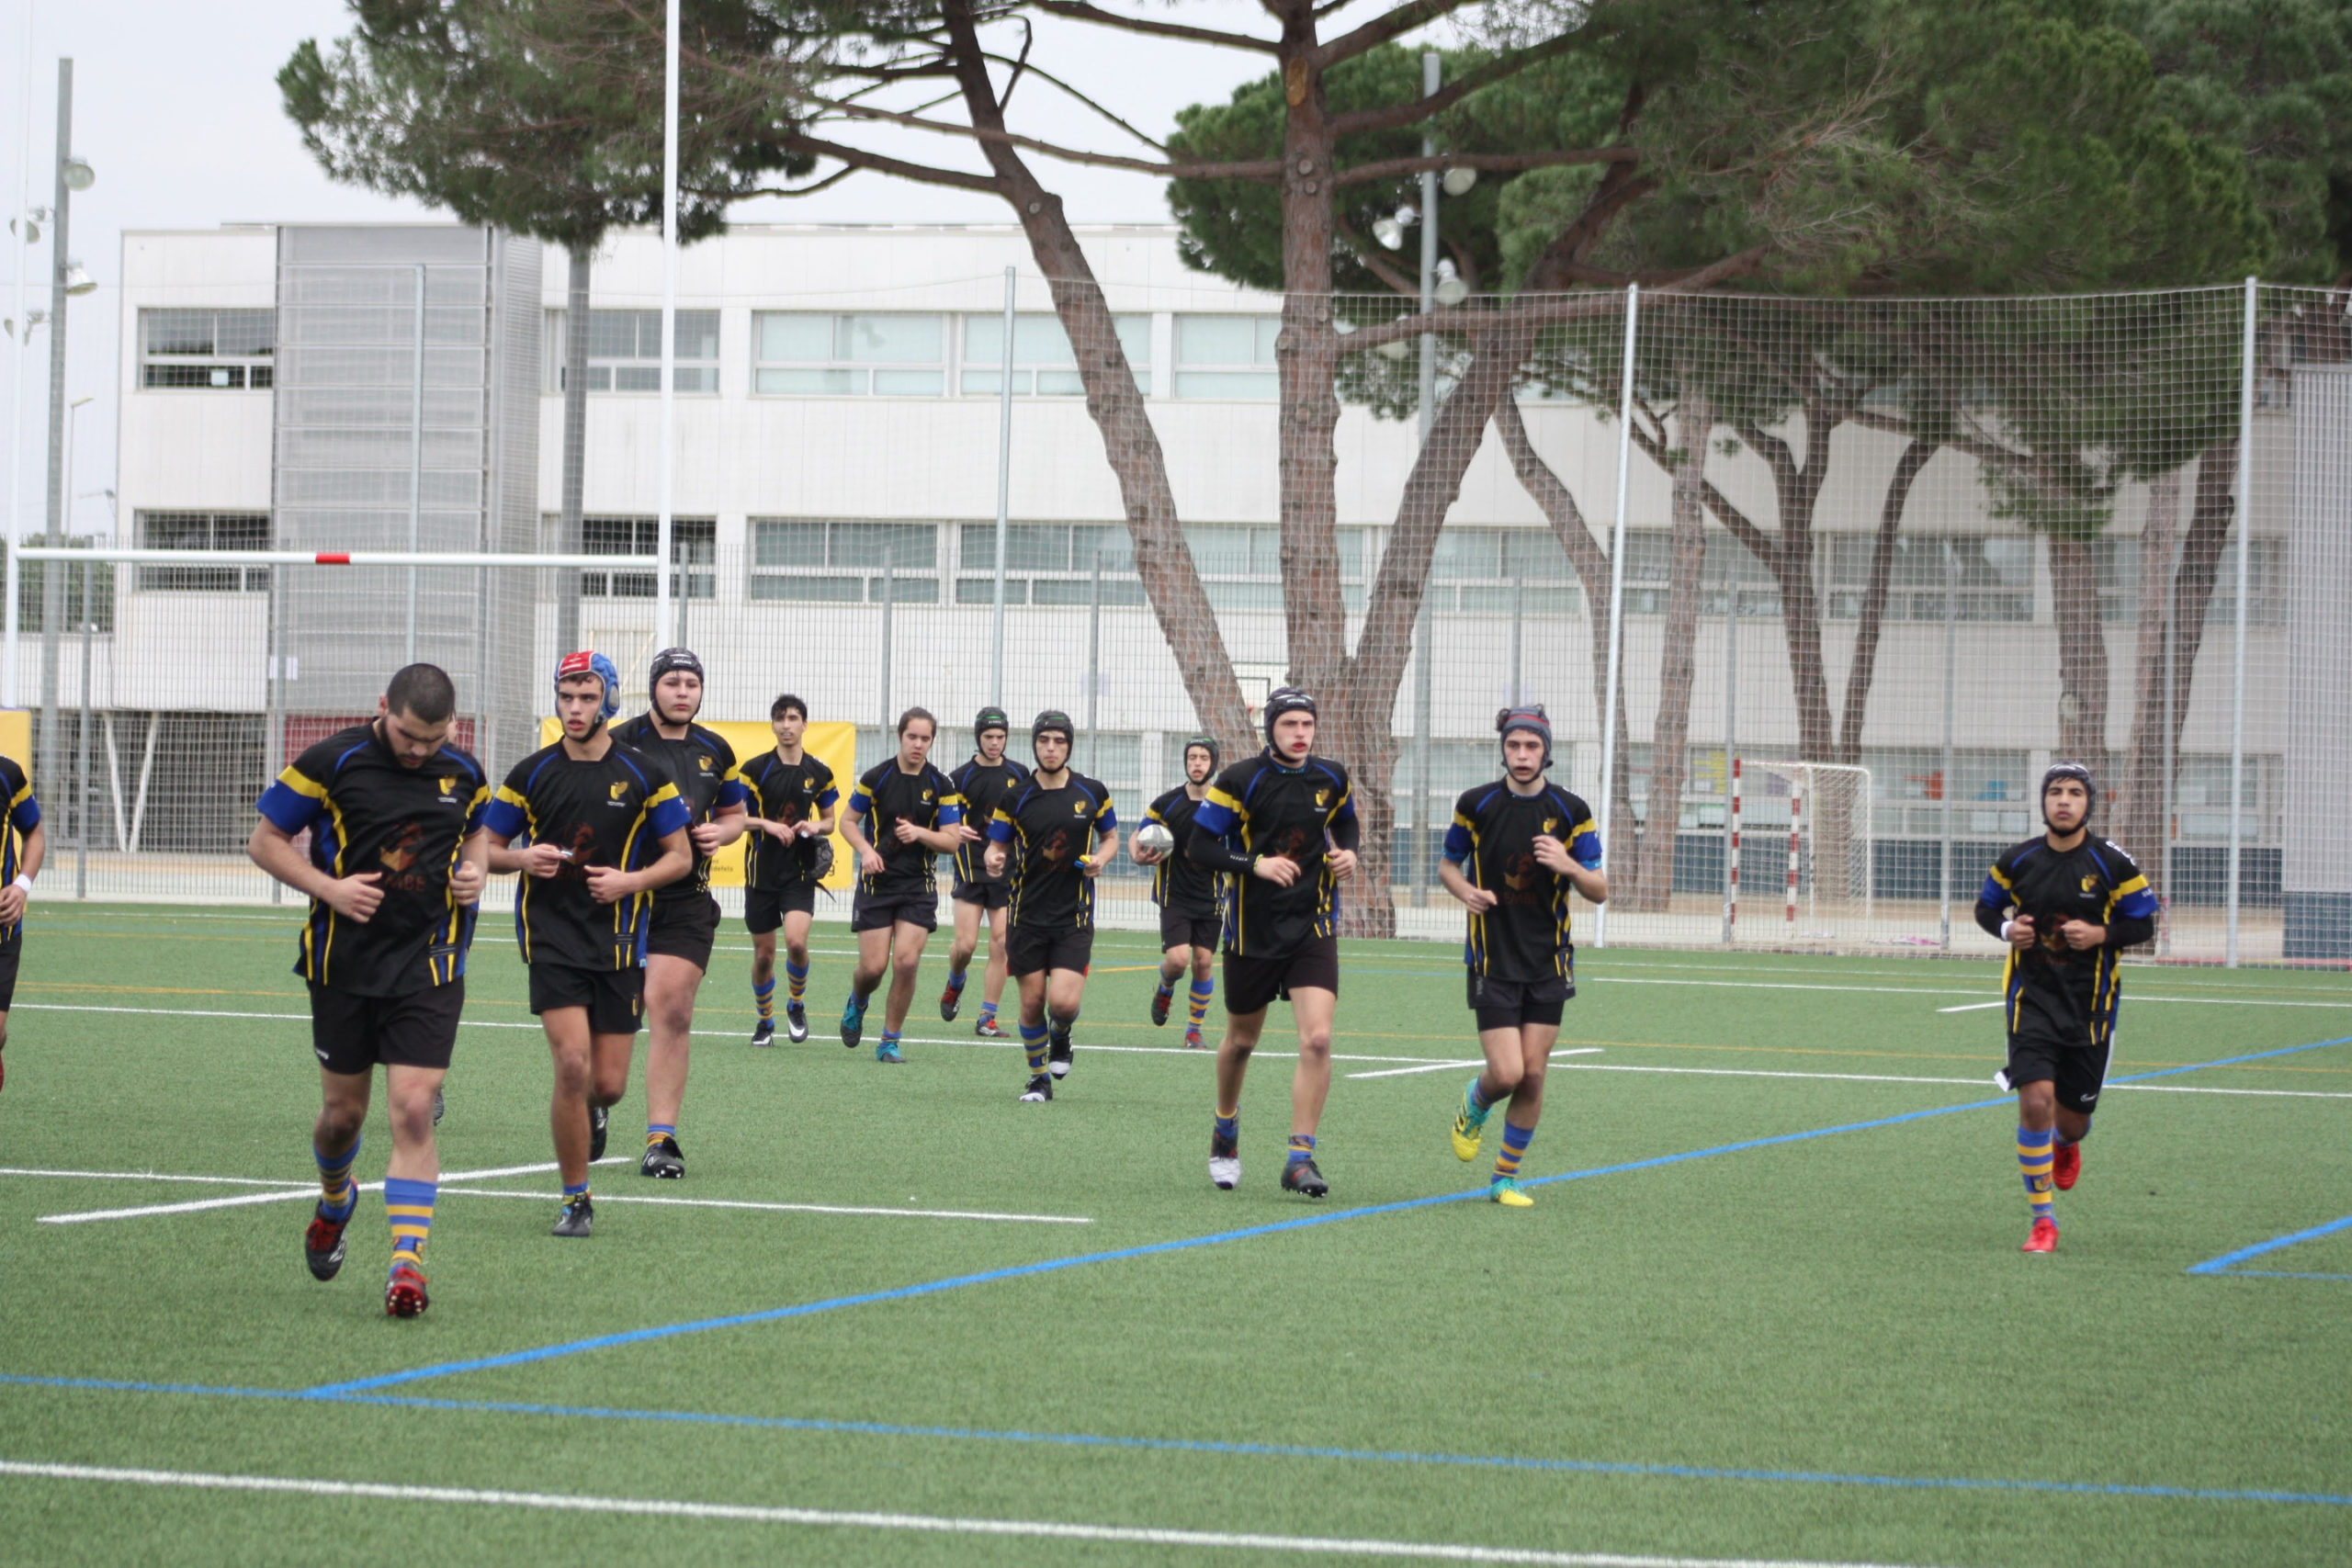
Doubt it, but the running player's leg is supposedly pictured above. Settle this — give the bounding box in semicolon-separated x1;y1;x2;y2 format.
1488;1021;1557;1204
590;1030;637;1125
1045;964;1086;1073
781;908;814;1040
1186;942;1216;1046
876;918;928;1060
380;1061;444;1311
1209;1004;1263;1190
1453;1022;1526;1161
844;922;889;1046
2014;1062;2060;1251
1014;964;1052;1093
1283;985;1336;1194
642;953;700;1171
944;895;981;1018
979;901;1012;1031
749;928;778;1044
307;1066;371;1280
543;1006;597;1227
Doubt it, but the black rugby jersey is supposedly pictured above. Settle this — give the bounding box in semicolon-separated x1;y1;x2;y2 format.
611;714;748;903
1975;836;2158;1050
988;773;1116;930
255;723;489;994
846;760;963;900
738;749;840;890
0;754;40;942
1143;785;1218;919
1190;751;1357;958
1442;780;1602;982
481;740;691;971
949;755;1028;884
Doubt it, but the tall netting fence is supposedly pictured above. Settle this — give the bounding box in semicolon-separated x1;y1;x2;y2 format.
21;275;2349;961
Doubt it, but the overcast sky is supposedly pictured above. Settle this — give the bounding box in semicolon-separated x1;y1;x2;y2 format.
2;0;1409;539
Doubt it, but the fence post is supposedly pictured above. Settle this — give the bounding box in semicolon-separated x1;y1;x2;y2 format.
268;563;286;905
1412;593;1432;908
2225;276;2256;967
655;0;680;651
878;556;894;732
1085;549;1102;774
1722;588;1736;945
74;558;91;898
1940;537;1956;950
1595;282;1638;949
991;266;1014;707
405;263;424;663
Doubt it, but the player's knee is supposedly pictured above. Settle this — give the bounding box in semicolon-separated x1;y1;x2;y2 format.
316;1102;366;1145
1297;1028;1331;1061
387;1091;435;1145
1488;1065;1523;1097
784;941;808;967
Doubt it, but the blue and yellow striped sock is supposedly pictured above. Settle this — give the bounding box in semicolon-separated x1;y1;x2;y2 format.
562;1179;589;1202
752;977;775;1021
947;966;968;992
786;959;808;1004
1188;977;1213;1029
314;1135;360;1224
1495;1121;1533;1179
1286;1133;1316;1168
1214;1111;1238;1143
2017;1125;2054;1222
383;1177;434;1269
979;998;999;1025
646;1122;675;1149
1020;1021;1049;1075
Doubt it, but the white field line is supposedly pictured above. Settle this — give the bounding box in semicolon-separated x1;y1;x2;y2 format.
0;1460;1940;1568
1934;1002;2007;1013
30;1158;626;1225
1587;976;2352;1010
1351;1049;1604;1081
0;1168;310;1189
1547;1062;2352;1100
424;1189;1091;1224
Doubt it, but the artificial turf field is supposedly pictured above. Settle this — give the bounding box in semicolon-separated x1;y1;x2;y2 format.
1;902;2348;1567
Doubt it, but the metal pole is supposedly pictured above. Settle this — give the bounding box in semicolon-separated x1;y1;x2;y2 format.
267;562;286;905
990;265;1013;705
1086;549;1102;774
556;249;589;659
2225;275;2256;967
1721;584;1737;945
4;4;40;712
1595;282;1639;948
39;60;72;785
74;559;89;897
877;555;893;732
1939;537;1956;950
654;0;680;650
2161;527;2178;957
405;263;424;662
1415;51;1439;445
1412;593;1432;908
1509;572;1524;705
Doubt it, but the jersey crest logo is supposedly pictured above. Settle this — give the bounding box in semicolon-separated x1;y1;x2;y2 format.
608;782;629;801
1315;789;1329;807
2079;874;2099;894
1073;803;1090;818
921;789;933;803
438;776;456;796
1543;817;1558;835
698;756;712;772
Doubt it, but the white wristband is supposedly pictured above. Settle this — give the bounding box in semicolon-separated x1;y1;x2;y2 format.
1999;919;2015;941
12;874;31;895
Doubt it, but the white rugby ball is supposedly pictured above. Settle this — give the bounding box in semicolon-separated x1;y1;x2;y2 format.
1134;822;1176;854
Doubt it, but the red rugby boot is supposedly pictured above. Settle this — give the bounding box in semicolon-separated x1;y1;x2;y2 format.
2052;1140;2081;1191
2021;1216;2059;1255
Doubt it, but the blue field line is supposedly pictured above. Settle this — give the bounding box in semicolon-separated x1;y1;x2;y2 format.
2210;1270;2352;1281
301;1092;2018;1397
2185;1212;2352;1276
3;1371;2348;1509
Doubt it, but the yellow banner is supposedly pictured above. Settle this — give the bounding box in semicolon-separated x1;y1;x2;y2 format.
0;712;30;778
536;716;859;889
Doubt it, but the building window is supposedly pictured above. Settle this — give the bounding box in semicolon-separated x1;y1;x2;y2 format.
956;524;1143;606
960;312;1150;397
545;310;719;393
753;314;944;396
1427;528;1579;615
1822;535;2032;622
749;520;939;603
1172;315;1279;399
1860;749;2033;837
140;308;274;389
2092;536;2283;626
134;512;271;592
17;537;116;633
577;515;717;599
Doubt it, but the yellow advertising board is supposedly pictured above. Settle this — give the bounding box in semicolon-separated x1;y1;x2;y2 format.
0;711;30;777
536;717;859;889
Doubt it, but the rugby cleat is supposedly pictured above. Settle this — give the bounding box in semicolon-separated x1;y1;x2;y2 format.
1489;1176;1533;1208
1208;1127;1240;1190
940;982;963;1022
2022;1216;2059;1254
750;1016;776;1048
384;1259;429;1318
975;1016;1007;1040
1184;1026;1205;1050
786;1001;809;1044
840;995;867;1049
552;1194;594;1238
2052;1139;2081;1191
588;1103;609;1163
1150;986;1173;1027
1451;1077;1489;1162
876;1040;906;1065
1281;1157;1329;1200
1048;1034;1073;1079
1019;1074;1053;1103
303;1210;350;1281
639;1135;684;1179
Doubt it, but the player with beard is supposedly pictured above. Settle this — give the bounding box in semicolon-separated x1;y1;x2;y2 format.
1186;688;1359;1198
248;663;489;1316
984;710;1118;1102
482;652;692;1237
1133;735;1221;1049
836;707;963;1064
738;694;839;1045
1439;706;1606;1207
611;648;750;1179
942;706;1027;1038
1976;762;2157;1254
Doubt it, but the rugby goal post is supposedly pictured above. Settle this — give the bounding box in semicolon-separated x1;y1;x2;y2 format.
1728;760;1874;944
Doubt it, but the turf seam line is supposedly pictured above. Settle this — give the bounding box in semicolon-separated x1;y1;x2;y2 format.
4;1381;2349;1510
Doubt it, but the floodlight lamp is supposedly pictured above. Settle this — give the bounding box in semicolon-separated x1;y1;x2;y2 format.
1434;277;1470;307
1372;218;1405;250
10;217;35;244
61;156;94;192
1377;338;1413;361
62;261;96;297
1442;166;1478;197
1394;204;1418;228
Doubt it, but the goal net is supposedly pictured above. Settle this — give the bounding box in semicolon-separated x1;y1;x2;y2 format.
1735;761;1873;945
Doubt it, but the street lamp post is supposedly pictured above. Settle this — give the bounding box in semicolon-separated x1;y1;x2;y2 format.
38;58;94;777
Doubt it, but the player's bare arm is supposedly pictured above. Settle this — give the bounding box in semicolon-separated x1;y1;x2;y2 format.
486;834;569;880
898;818;963;853
1439;855;1497;913
2058;919;2106;950
0;820;44;926
1080;829;1119;877
1530;835;1609;903
838;812;887;876
983;841;1008;878
584;827;692;905
2007;914;2038;948
248;817;386;921
449;828;492;905
690;803;749;855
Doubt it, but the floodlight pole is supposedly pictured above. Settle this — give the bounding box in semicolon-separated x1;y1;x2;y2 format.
990;265;1013;705
1939;537;1957;950
39;60;74;782
2224;275;2256;966
1594;283;1639;948
1410;50;1439;908
404;263;424;663
655;0;680;651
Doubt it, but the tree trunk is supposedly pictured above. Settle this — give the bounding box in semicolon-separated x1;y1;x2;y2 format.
2168;439;2238;764
2047;534;2109;765
556;246;591;657
1834;439;1933;763
2115;468;2180;874
937;0;1251;761
1492;395;1644;903
1634;381;1713;913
